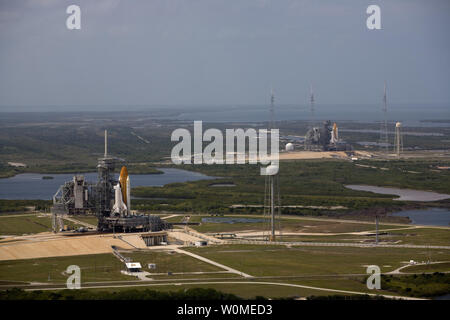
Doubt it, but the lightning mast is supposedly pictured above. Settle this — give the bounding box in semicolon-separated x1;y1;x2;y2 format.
264;89;281;242
380;82;389;153
104;129;108;157
270;87;275;130
304;84;315;151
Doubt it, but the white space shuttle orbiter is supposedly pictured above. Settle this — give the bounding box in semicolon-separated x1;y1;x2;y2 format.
112;166;131;216
112;183;127;215
330;123;339;144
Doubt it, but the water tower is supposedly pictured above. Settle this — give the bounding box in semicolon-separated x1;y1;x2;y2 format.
394;122;403;157
285;143;294;152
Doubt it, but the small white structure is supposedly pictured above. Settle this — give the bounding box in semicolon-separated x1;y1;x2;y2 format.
125;262;142;272
409;260;416;265
8;162;26;168
195;241;208;247
148;263;156;269
285;143;294;151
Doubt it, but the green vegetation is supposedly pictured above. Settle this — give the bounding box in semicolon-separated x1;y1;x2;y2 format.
401;262;450;274
0;116;174;177
70;215;98;226
381;273;450;297
0;214;53;235
0;287;242;300
185;244;450;277
184;214;405;234
81;282;352;299
383;228;450;246
122;250;222;274
131;159;450;216
273;226;450;246
0;254;130;283
0;200;51;213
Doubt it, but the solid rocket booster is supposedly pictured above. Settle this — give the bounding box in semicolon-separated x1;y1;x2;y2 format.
126;176;131;215
119;166;128;206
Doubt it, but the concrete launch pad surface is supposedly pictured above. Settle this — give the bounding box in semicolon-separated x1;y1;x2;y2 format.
0;233;148;261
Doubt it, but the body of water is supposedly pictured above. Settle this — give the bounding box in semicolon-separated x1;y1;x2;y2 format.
0;168;215;200
391;208;450;227
169;104;450;127
202;217;265;224
345;185;450;202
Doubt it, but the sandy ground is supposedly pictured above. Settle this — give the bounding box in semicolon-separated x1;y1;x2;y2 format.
279;151;349;160
0;229;217;261
0;234;142;261
167;230;204;243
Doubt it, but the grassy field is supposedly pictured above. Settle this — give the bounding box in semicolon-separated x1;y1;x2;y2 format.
70;215;98;226
273;227;450;246
81;282;362;299
122;250;222;274
187;214;407;234
185;244;450;277
0;254;131;283
0;215;53;235
0;213;94;236
385;228;450;246
131;159;450;216
401;262;450;273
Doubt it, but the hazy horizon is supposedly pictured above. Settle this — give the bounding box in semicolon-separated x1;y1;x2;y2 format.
1;0;450;108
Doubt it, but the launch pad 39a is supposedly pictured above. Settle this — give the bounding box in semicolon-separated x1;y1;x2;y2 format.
51;130;170;233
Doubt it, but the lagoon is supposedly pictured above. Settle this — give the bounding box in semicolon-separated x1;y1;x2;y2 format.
0;168;215;200
345;185;450;202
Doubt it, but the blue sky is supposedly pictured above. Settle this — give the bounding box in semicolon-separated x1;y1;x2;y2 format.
0;0;449;108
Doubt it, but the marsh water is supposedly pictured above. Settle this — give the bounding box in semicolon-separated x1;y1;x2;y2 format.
391;208;450;227
0;168;215;200
345;185;450;202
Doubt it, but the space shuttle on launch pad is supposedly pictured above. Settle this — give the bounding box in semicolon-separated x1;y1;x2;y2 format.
112;166;131;216
330;123;339;144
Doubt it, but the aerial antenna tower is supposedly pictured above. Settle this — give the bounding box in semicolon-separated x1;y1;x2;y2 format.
264;89;281;242
379;82;389;153
104;129;108;157
310;84;315;119
270;87;275;130
304;84;316;150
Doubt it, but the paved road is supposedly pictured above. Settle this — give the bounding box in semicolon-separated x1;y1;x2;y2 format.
226;239;450;250
16;280;424;300
226;213;450;230
174;248;253;278
61;215;97;229
389;261;450;274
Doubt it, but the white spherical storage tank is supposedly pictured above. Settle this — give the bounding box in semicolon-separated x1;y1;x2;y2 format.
285;143;294;151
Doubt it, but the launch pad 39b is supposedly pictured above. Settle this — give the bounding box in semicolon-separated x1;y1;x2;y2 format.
51;130;170;233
